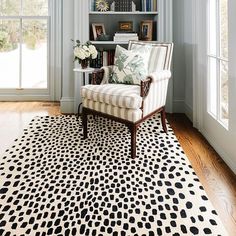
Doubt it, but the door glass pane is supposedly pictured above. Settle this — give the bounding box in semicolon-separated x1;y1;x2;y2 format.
220;0;228;59
208;57;217;116
21;19;47;88
22;0;48;16
0;0;20;16
0;20;20;88
209;0;217;55
220;60;228;124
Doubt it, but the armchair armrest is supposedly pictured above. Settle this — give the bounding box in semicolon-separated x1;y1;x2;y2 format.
140;70;171;98
91;69;104;85
148;70;171;83
91;65;114;85
140;77;152;98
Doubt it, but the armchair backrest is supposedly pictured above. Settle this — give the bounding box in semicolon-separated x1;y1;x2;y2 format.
128;41;173;73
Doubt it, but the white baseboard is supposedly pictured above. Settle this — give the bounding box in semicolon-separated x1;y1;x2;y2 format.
173;99;185;113
184;102;193;122
60;97;74;114
201;129;236;174
172;99;193;122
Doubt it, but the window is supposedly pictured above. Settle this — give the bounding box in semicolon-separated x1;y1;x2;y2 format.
0;0;49;89
207;0;229;127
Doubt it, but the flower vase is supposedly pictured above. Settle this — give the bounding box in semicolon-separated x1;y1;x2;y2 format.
81;59;89;69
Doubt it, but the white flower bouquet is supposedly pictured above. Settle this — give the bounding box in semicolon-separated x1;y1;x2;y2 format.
73;40;98;68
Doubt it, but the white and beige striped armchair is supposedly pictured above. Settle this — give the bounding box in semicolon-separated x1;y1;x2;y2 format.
81;41;173;158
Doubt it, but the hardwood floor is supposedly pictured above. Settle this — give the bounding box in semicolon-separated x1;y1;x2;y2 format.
167;114;236;236
0;102;235;235
0;102;60;154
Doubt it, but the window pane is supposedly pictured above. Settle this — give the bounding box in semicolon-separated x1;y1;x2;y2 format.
0;0;20;16
0;20;20;88
22;0;48;16
209;0;217;55
21;20;47;88
220;0;228;59
220;60;228;124
208;57;217;116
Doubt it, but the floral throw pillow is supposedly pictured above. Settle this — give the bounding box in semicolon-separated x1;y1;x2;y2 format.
109;45;150;85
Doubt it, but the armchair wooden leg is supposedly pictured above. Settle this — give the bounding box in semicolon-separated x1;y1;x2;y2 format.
129;124;137;159
161;107;168;133
82;108;88;139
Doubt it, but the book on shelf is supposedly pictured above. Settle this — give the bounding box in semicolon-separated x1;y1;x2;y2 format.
115;32;138;36
114;0;132;12
90;49;115;68
114;32;138;41
115;32;137;34
90;0;95;11
114;36;139;42
141;0;157;12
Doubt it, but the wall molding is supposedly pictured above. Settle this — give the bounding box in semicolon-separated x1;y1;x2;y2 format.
173;99;185;113
0;95;50;101
60;97;74;114
185;102;193;122
192;0;205;131
49;0;62;101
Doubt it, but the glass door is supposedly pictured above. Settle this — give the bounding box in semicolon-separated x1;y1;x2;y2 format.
0;0;49;94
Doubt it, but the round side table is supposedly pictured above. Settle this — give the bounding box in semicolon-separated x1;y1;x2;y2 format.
73;67;95;117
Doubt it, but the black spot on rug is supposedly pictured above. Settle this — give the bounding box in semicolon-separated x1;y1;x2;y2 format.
0;115;228;235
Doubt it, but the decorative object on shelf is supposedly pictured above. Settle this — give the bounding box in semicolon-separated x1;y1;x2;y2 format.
131;1;136;11
118;21;133;32
92;23;106;40
140;20;153;41
73;40;98;69
96;0;109;12
110;1;115;11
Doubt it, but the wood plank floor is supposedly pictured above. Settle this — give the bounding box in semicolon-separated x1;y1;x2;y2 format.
167;114;236;236
0;102;235;235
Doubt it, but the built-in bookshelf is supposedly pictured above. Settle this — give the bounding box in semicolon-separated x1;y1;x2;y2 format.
89;0;159;46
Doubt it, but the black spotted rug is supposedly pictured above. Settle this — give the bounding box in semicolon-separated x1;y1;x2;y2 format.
0;115;228;236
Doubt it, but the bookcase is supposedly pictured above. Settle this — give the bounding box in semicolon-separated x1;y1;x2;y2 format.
88;0;165;67
89;0;159;46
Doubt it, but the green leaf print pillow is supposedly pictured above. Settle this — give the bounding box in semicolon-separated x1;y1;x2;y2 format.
109;45;150;85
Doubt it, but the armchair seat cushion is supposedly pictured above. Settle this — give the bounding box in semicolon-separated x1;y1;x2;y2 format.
83;99;142;122
82;84;142;109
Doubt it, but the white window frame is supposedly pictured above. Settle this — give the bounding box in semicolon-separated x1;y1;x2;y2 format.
207;0;229;128
0;0;62;101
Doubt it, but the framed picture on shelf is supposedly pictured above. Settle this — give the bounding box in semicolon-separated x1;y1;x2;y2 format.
140;20;153;41
92;23;106;40
118;21;133;32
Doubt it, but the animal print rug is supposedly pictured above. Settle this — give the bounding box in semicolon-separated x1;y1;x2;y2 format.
0;115;228;236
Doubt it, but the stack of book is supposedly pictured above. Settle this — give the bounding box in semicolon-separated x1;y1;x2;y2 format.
90;50;115;68
141;0;157;12
113;32;138;42
115;0;132;12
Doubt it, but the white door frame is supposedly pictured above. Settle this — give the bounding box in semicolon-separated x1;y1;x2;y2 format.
192;0;236;173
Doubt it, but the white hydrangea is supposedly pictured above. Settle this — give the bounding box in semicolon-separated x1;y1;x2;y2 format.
89;45;98;59
74;47;86;60
74;42;98;61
